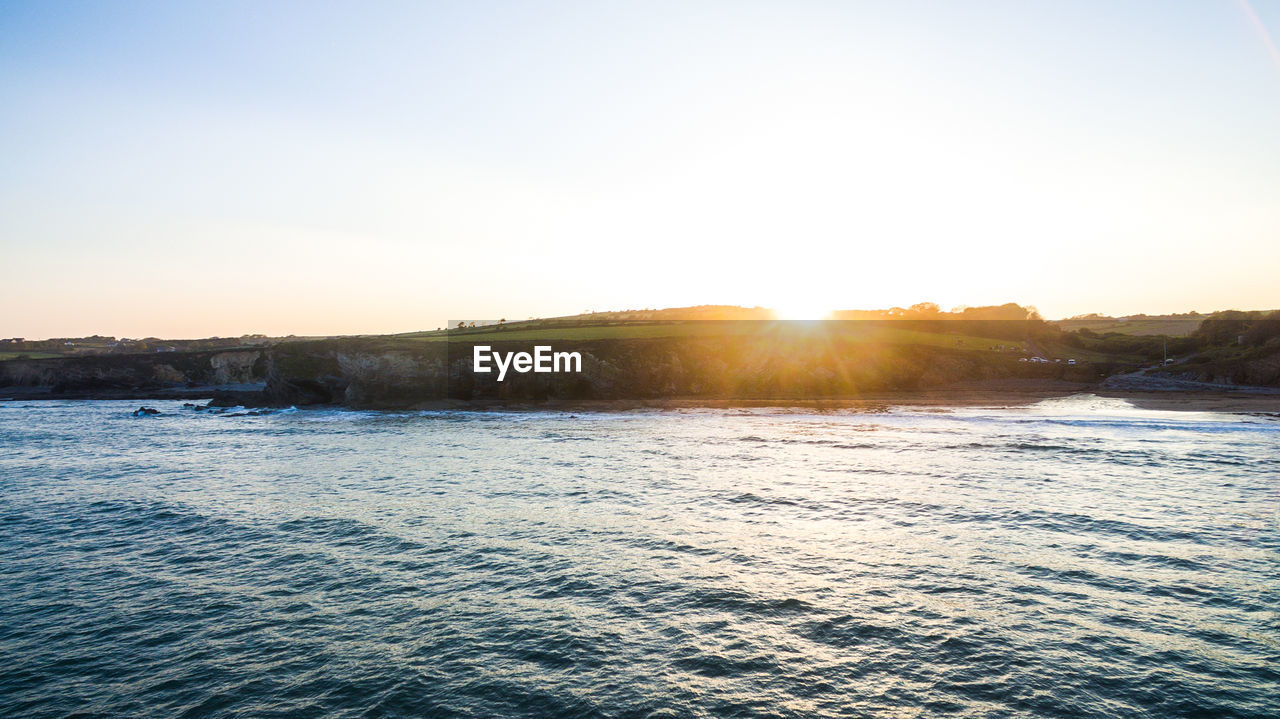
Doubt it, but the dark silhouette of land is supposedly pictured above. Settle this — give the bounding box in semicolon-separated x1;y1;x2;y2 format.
2;304;1278;410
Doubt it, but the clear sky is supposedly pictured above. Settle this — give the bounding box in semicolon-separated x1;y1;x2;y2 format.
2;0;1278;338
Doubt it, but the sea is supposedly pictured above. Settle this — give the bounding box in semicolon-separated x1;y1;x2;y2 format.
0;395;1276;718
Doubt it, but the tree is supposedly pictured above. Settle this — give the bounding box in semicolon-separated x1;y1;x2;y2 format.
908;302;941;318
1241;310;1280;347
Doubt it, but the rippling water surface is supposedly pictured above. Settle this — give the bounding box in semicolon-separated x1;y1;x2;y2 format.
1;396;1277;718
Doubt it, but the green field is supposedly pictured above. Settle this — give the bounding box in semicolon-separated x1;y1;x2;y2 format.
0;351;62;361
1055;317;1204;336
1033;340;1121;363
390;320;1028;354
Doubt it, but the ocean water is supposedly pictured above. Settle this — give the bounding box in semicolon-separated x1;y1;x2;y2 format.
0;396;1276;718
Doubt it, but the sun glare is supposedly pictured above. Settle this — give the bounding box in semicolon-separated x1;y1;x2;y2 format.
773;304;833;321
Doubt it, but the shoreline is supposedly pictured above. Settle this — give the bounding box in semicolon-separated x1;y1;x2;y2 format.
5;384;1279;414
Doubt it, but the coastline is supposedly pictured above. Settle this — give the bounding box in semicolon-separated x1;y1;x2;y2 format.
5;382;1279;414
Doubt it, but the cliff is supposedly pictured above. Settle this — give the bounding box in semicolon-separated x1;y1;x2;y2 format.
257;333;1099;408
0;327;1139;408
1151;346;1280;388
0;349;266;399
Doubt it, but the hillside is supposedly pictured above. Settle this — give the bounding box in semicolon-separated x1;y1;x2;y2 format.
0;312;1084;406
5;305;1279;406
1055;313;1209;336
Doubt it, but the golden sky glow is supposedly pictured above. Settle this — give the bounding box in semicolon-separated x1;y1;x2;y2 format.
1;1;1278;338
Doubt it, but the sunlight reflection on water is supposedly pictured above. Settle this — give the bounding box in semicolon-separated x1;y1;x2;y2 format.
0;395;1276;718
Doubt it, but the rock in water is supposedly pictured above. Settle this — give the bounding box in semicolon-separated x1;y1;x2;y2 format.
132;407;160;417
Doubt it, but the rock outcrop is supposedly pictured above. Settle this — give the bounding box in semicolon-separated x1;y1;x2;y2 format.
20;329;1265;408
0;350;266;399
254;335;1098;408
1148;346;1280;389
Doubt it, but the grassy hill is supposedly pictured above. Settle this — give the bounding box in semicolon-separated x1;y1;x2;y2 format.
393;319;1029;353
1055;313;1207;336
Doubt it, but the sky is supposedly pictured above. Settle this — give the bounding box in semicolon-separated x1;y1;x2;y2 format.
1;0;1278;338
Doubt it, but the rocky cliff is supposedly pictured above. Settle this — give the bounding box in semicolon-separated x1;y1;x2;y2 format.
257;335;1098;408
0;335;1105;407
0;350;266;399
1154;346;1280;388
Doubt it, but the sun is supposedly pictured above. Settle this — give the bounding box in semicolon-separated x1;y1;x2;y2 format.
773;303;833;321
